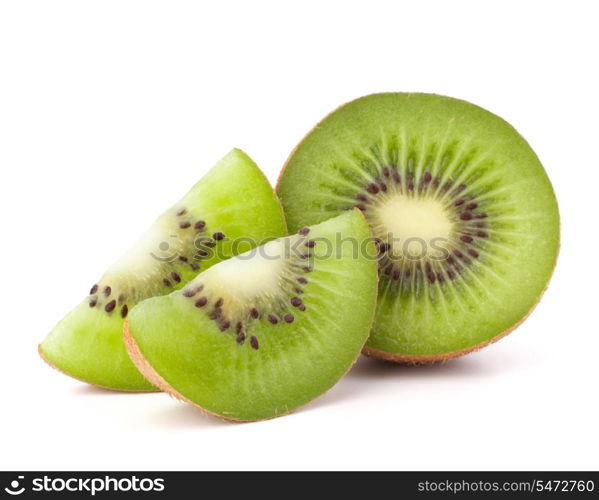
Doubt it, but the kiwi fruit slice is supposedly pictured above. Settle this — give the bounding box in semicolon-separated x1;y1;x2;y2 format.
277;93;559;363
40;149;287;391
124;210;378;421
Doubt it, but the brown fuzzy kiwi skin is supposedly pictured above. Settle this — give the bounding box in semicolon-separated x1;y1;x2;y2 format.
123;239;379;423
276;92;448;192
276;99;345;192
362;320;520;365
362;278;555;364
122;321;237;422
37;344;159;393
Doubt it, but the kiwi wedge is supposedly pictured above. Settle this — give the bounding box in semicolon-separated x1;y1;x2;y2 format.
277;93;559;362
124;210;378;421
40;149;287;391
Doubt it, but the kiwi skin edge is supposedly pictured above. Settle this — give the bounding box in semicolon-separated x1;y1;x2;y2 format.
38;344;158;393
123;320;369;423
122;322;231;420
361;278;555;364
361;308;530;364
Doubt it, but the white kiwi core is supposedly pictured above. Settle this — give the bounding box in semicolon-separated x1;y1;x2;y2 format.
374;197;453;259
200;239;287;308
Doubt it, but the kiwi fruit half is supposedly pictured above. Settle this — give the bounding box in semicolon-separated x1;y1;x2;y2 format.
124;210;378;421
40;149;287;391
277;93;559;363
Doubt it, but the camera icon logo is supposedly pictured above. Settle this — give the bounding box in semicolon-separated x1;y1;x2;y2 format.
4;476;25;496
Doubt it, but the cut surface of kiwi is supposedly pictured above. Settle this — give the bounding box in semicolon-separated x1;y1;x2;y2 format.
40;149;287;391
125;210;378;421
277;93;559;362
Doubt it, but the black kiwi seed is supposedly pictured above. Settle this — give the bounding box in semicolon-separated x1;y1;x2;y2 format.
204;240;216;248
291;297;302;307
298;304;306;312
171;272;181;283
195;297;208;308
120;304;128;318
220;320;231;331
298;227;310;235
103;286;111;297
297;277;308;284
215;298;224;308
178;256;188;262
367;183;379;194
236;332;246;345
194;220;206;230
236;322;244;334
378;242;391;253
250;336;259;350
268;314;278;324
176;208;187;216
90;284;98;295
304;240;316;248
284;314;294;323
163;278;172;287
209;308;222;320
179;221;191;229
183;288;197;298
250;308;260;319
105;300;116;313
89;297;97;308
213;231;225;241
190;263;200;271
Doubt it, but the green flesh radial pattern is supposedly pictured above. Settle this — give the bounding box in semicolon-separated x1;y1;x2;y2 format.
126;210;378;421
277;93;559;360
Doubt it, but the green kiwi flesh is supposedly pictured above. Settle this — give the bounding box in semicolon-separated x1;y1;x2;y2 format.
277;93;560;362
40;149;287;391
125;210;378;421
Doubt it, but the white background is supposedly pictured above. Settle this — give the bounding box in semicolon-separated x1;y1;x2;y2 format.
0;0;597;471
